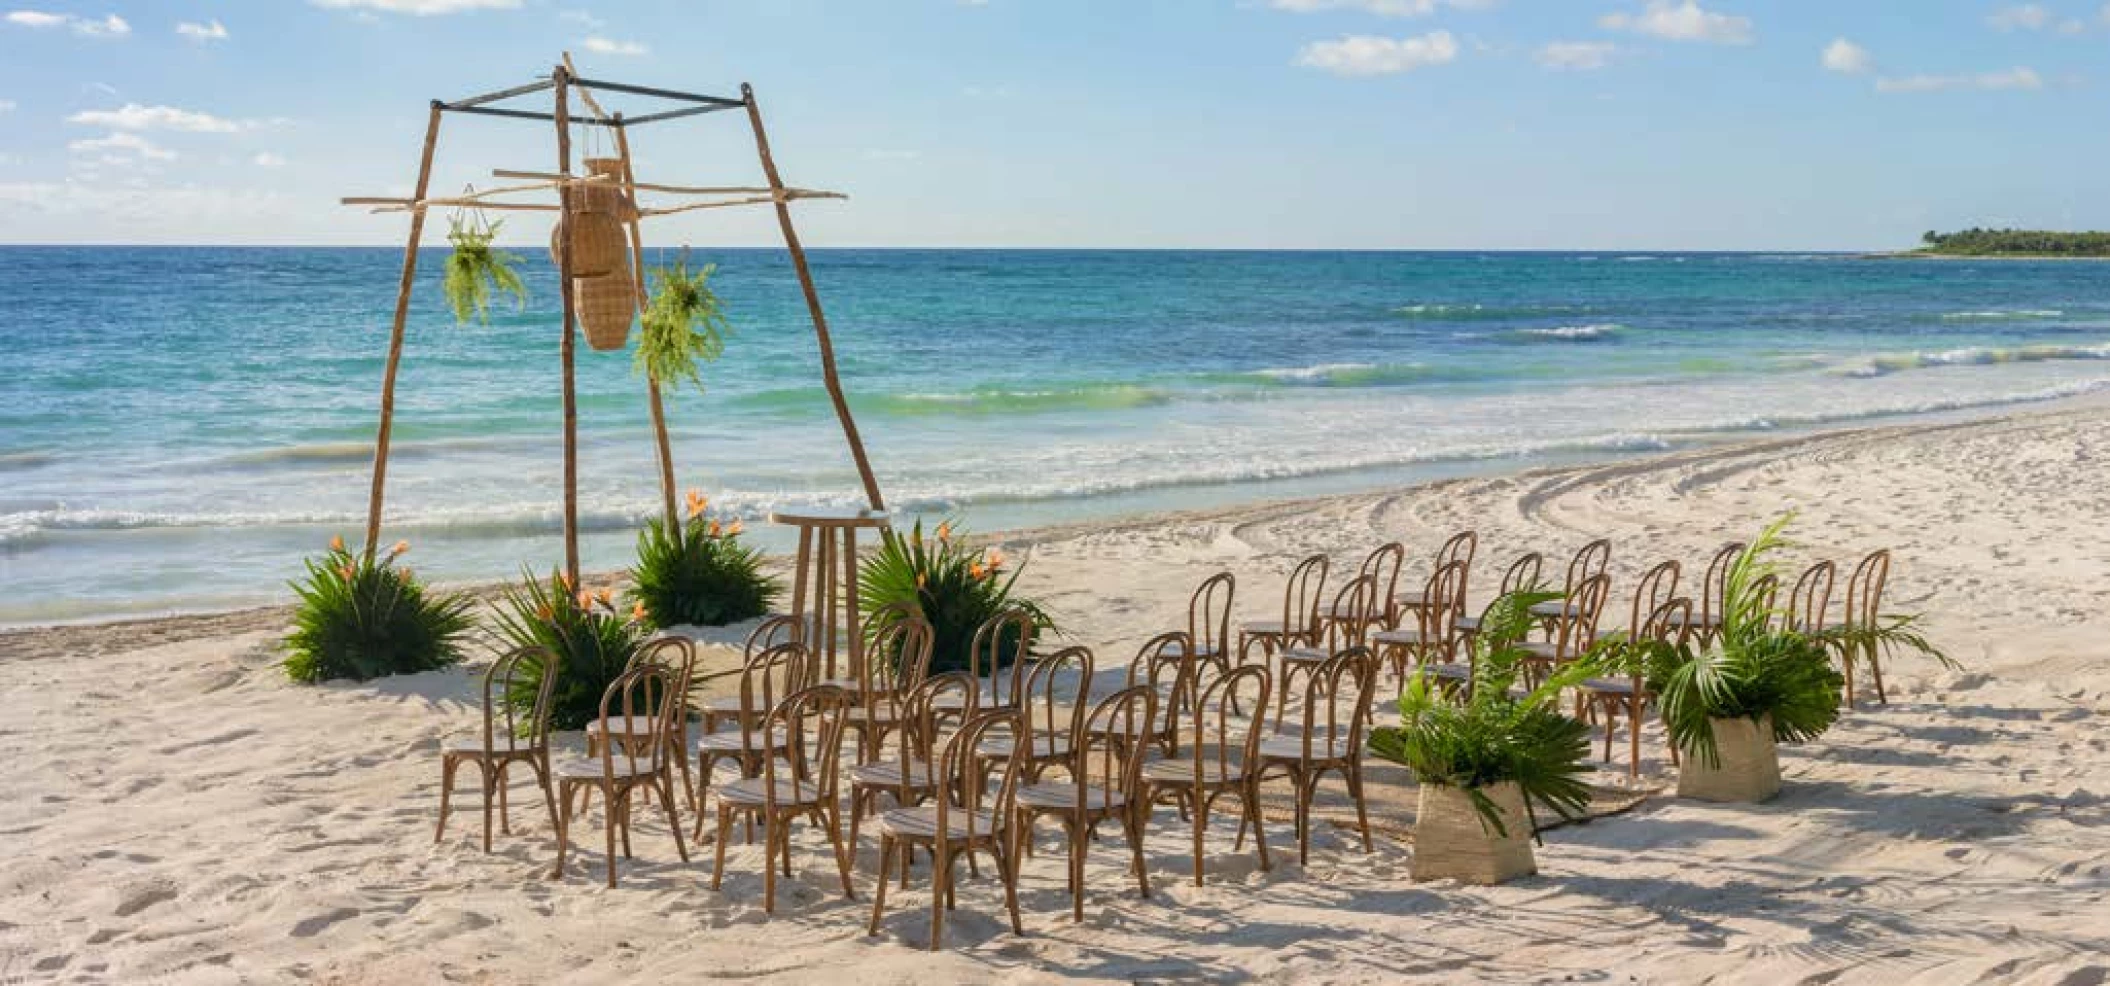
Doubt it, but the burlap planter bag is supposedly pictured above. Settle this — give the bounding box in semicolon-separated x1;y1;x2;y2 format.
1411;780;1537;885
575;267;637;352
1677;714;1781;803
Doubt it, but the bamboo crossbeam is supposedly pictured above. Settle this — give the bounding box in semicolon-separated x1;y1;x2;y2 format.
444;77;555;110
570;74;744;109
359;200;561;215
489;169;838;199
638;190;846;218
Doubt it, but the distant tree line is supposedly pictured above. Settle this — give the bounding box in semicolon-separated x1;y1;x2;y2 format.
1918;228;2110;257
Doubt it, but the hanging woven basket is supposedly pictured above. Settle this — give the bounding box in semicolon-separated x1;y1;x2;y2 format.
575;266;636;352
580;157;639;222
548;210;626;280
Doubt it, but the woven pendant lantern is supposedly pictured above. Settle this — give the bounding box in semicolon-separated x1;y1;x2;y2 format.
547;160;635;279
580;158;639;221
575;262;636;352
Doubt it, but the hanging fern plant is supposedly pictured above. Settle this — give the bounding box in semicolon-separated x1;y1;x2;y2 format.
441;211;529;325
636;248;731;394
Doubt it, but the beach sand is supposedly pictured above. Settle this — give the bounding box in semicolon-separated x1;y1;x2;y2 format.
3;398;2107;984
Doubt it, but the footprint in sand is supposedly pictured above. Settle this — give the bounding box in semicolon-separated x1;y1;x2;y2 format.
113;879;179;917
289;907;360;938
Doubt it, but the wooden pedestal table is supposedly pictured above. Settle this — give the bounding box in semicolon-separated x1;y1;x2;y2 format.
770;506;891;687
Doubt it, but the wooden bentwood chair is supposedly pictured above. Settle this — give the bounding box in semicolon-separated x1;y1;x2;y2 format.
693;641;806;841
708;684;856;913
552;664;690;888
1531;538;1611;630
1257;646;1381;865
869;708;1028;951
1273;573;1380;722
585;635;698;812
848;672;977;851
1141;664;1273;886
1237;553;1328;674
1015;684;1158;922
1577;596;1692;779
436;645;562;855
1831;549;1893;705
1395;531;1476;629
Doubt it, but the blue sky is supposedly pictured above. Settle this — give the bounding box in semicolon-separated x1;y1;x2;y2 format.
0;0;2105;249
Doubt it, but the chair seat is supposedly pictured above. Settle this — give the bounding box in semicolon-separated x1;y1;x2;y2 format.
552;755;664;782
1666;611;1723;628
932;685;1013;711
1452;614;1482;632
584;715;675;740
699;695;747;714
1277;646;1329;665
443;736;541;756
849;759;939;789
1241;621;1290;637
1417;661;1471;679
845;705;902;725
1161;640;1223;661
1580;677;1642;695
718;775;828;808
697;726;791;754
1515;640;1567;659
877;805;1001;840
1529;599;1582;618
1142;747;1251;786
1258;732;1359;761
977;730;1073;761
1371;628;1435;645
1016;783;1130;812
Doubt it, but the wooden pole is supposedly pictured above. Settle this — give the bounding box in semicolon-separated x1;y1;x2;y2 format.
362;101;445;563
555;67;582;586
611;119;682;537
740;83;886;513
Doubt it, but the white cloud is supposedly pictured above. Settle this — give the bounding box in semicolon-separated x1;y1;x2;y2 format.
5;10;129;36
1987;4;2052;30
557;9;603;28
1295;30;1458;76
2057;17;2087;33
1599;1;1752;44
68;132;177;161
1535;41;1617;70
1822;38;1871;75
581;35;646;56
1875;67;2043;93
176;19;228;41
310;0;519;15
0;98;15;113
1269;0;1493;15
253;152;287;167
67;104;246;133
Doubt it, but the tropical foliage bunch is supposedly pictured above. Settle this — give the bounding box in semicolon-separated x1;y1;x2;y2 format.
1367;589;1597;836
859;518;1052;676
629;491;779;629
1621;514;1952;768
492;568;648;730
441;214;528;324
636;249;731;395
284;536;476;683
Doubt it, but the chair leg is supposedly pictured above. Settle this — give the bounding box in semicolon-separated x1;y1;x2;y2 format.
617;788;635;859
533;757;561;845
824;802;856;900
659;775;689;863
929;845;949;951
1122;803;1150;899
868;834;895;935
710;803;732;891
675;734;699;817
551;780;573;881
1070;814;1088;922
1346;762;1373;853
1628;699;1642;780
477;761;497;854
1297;769;1321;866
1868;640;1888;705
436;755;458;844
1190;789;1208;887
998;833;1024;935
496;761;512;835
1245;777;1271;872
762;817;782;914
603;787;621;889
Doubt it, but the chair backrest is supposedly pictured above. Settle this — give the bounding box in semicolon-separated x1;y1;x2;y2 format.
1436;530;1478;599
596;663;680;780
1188;571;1236;660
1785;560;1835;634
1319;573;1382;651
1555;572;1613;658
746;613;808;655
969;605;1038;705
1410;558;1471;645
884;672;975;788
631;635;698;721
1626;560;1682;641
937;709;1026;846
1842;549;1890;629
862;610;936;701
484;645;560;753
1279;553;1330;641
1497;551;1545;598
1624;597;1692;690
1562;539;1612;597
1699;542;1745;627
1019;645;1093;745
758;683;851;807
1181;664;1271;782
1357;544;1406;617
1128;631;1194;740
1074;685;1157;812
1296;645;1379;761
732;641;807;757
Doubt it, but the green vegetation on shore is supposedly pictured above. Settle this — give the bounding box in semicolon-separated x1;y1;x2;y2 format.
1915;228;2110;258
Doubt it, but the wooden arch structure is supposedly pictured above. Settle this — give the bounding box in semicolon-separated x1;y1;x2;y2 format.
341;60;886;587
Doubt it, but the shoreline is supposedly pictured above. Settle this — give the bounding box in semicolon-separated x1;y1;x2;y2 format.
10;387;2108;658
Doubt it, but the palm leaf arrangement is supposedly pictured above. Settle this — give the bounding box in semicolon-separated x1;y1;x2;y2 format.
858;518;1052;676
1368;588;1597;836
283;537;475;683
628;491;779;628
491;568;648;730
636;249;731;395
440;213;529;325
1640;514;1955;770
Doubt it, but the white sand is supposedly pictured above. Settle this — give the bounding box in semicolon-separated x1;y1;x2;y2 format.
3;399;2108;984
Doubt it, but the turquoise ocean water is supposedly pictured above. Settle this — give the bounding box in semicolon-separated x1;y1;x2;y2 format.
2;247;2106;625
